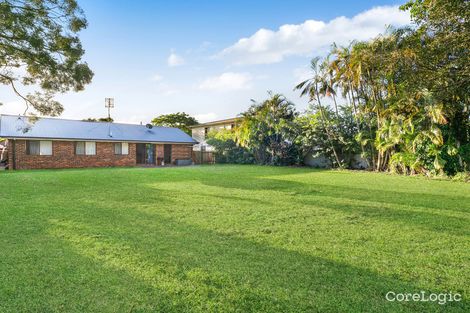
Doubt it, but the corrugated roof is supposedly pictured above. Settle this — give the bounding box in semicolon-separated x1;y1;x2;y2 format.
0;114;197;144
189;117;241;128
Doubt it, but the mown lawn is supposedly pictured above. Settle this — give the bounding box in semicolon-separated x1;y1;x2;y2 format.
0;165;469;312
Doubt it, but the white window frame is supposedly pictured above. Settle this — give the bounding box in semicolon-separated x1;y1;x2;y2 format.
39;140;52;155
114;142;128;155
121;142;128;155
75;141;85;155
27;140;52;155
26;140;40;155
85;142;96;155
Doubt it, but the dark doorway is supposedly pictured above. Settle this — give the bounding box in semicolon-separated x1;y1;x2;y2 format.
136;143;156;165
164;144;172;165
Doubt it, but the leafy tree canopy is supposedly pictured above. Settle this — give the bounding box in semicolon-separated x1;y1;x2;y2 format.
83;117;113;122
0;0;94;116
206;129;254;164
290;0;469;175
151;112;198;135
237;92;300;165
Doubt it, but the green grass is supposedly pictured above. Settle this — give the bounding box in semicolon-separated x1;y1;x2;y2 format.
0;165;469;312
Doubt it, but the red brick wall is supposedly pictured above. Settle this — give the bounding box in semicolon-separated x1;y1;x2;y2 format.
10;140;136;170
156;144;164;165
155;144;192;164
6;139;12;168
8;140;194;169
171;144;192;163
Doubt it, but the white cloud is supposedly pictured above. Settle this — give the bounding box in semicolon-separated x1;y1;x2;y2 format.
217;5;410;65
167;53;185;67
194;112;218;122
151;73;163;81
198;72;253;91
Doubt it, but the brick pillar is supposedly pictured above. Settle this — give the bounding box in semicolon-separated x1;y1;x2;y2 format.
7;139;15;170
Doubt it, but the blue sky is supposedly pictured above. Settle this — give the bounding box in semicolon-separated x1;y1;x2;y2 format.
1;0;410;123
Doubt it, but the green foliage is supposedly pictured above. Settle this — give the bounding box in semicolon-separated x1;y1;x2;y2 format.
0;0;94;115
296;105;362;168
452;171;470;183
389;152;423;175
206;129;254;164
290;0;469;177
237;92;301;165
151;112;198;135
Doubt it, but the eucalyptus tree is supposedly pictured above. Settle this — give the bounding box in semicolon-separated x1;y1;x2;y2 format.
0;0;93;115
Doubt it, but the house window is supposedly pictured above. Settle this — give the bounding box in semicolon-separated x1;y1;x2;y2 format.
76;141;96;155
75;142;85;155
204;127;209;137
114;142;128;155
26;140;52;155
231;123;235;129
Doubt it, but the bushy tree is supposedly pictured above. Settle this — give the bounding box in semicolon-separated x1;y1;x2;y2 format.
236;92;301;165
0;0;94;115
206;129;254;164
292;0;469;176
151;112;198;135
296;105;362;168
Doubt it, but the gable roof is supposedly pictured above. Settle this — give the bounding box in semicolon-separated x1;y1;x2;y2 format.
189;117;241;128
0;114;197;144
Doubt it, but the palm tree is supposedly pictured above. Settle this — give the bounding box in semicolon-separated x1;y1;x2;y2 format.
319;56;339;118
295;57;342;167
331;43;373;169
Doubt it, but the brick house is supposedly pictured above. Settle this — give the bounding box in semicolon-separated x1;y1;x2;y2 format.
0;115;197;170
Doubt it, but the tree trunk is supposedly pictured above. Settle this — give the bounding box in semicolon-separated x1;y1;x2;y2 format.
349;85;371;169
315;84;342;167
332;90;339;118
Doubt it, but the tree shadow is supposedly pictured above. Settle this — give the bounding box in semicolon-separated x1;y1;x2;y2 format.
146;174;470;238
196;174;470;214
2;166;469;312
46;213;468;313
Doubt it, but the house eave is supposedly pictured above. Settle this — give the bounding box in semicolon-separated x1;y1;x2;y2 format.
2;136;198;145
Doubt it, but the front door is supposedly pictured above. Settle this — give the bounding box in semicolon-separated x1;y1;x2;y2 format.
164;144;172;165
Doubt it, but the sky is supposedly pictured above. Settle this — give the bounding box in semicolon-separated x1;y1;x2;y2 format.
0;0;411;124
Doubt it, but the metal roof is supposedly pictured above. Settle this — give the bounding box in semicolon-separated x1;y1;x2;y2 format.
0;114;198;144
189;117;241;128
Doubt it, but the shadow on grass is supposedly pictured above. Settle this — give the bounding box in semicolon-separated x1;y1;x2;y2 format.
196;174;470;213
296;194;470;238
2;166;469;312
124;172;469;240
47;212;468;313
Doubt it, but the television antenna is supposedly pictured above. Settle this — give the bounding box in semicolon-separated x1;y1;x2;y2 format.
105;98;114;119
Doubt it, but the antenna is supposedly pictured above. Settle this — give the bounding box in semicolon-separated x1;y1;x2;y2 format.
105;98;114;119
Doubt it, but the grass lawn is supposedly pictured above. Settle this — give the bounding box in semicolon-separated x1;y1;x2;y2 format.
0;165;469;312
